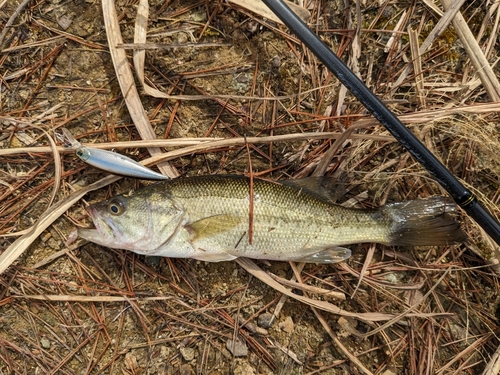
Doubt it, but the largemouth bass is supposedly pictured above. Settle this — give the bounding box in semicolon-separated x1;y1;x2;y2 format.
78;175;465;263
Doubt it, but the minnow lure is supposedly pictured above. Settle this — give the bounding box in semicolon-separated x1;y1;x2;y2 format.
57;128;168;180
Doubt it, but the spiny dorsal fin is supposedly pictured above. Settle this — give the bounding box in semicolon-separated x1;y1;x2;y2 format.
281;177;346;202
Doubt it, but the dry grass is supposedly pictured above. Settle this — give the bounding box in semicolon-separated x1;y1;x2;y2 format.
1;0;500;374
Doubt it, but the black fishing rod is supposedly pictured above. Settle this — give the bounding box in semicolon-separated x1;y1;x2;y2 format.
262;0;500;246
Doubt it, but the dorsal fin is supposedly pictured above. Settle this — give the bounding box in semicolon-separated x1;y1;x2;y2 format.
281;177;346;202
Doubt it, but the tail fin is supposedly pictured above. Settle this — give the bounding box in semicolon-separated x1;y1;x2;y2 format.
384;197;466;246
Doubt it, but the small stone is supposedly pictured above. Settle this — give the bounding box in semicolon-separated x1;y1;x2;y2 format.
179;363;194;375
175;31;189;44
30;305;40;314
381;367;397;375
124;353;138;371
279;316;294;334
40;337;50;349
338;316;349;326
179;347;195;361
257;313;275;329
66;228;78;246
144;256;161;267
41;232;52;243
57;14;73;30
160;346;170;357
255;326;268;335
406;290;424;306
226;337;248;357
271;55;281;68
234;361;255;375
47;238;59;250
337;316;354;338
244;322;268;336
245;20;258;34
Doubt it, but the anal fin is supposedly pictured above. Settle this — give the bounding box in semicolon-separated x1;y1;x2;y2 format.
192;253;238;262
294;247;352;264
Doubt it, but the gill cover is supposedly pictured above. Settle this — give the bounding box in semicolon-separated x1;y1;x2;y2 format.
79;189;186;253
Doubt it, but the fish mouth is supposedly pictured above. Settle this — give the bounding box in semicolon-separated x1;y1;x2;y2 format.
78;205;118;245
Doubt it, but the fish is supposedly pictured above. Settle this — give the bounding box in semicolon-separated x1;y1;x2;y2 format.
78;175;465;263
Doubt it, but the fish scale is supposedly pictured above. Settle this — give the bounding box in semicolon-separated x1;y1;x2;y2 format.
78;175;465;263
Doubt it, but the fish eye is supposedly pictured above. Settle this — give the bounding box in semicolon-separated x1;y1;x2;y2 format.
108;199;125;215
75;148;90;161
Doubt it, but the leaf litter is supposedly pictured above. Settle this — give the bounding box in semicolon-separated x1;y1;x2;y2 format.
1;0;500;374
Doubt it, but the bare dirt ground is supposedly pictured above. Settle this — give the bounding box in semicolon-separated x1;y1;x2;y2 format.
1;0;500;374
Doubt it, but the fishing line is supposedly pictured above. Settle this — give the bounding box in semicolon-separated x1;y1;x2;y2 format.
262;0;500;245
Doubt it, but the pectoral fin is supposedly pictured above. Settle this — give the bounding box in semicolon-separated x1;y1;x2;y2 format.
186;214;242;240
295;247;352;263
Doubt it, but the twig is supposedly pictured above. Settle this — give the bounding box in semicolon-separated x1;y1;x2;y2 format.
1;36;66;52
312;123;369;177
351;244;376;297
437;333;493;374
266;272;346;300
227;0;310;24
0;0;31;50
29;125;61;211
480;2;500;59
14;295;174;302
354;266;454;339
235;258;451;322
32;19;105;50
101;0;178;178
289;262;374;375
391;0;467;95
117;42;231;49
268;262;306;327
441;0;500;101
0;132;395;156
408;28;425;108
0;175;120;275
482;342;500;375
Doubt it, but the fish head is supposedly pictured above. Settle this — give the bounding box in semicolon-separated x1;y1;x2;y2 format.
78;189;185;254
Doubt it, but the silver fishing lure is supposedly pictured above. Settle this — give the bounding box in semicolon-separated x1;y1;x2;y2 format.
57;128;169;180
